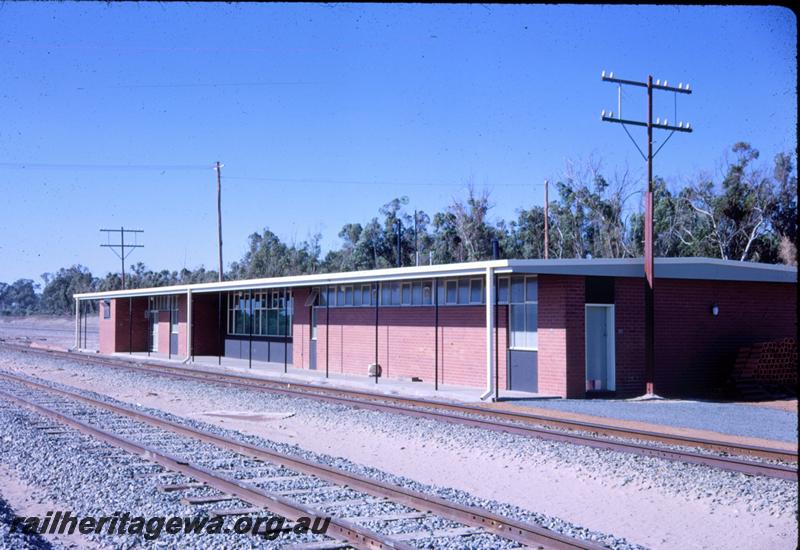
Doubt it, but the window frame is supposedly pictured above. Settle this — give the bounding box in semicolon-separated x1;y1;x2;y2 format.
508;276;538;351
469;278;483;304
227;289;292;337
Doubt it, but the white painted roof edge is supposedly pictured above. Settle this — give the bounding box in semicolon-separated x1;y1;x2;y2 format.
74;257;797;300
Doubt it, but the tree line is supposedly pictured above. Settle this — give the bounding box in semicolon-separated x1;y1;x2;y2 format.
1;142;795;316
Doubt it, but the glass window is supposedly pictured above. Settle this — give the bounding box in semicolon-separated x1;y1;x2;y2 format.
267;310;278;335
362;285;371;306
498;277;509;304
170;296;179;334
344;286;354;306
412;282;422;305
277;310;290;335
458;279;469;304
508;277;538;349
226;289;292;336
511;277;525;303
390;282;401;305
469;279;483;304
422;281;432;305
354;287;362;306
337;286;345;306
510;304;526;348
446;280;457;304
318;287;327;306
380;283;389;305
526;278;538;302
525;303;538;349
103;300;111;319
401;283;412;305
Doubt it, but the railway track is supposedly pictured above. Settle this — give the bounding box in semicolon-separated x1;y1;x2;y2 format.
1;343;797;480
0;370;605;550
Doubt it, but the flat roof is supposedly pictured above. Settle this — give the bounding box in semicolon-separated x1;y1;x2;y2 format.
74;257;797;300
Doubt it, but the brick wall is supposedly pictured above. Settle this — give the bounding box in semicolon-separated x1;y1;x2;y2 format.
98;274;795;399
614;277;646;396
177;294;187;357
157;310;170;354
296;297;508;389
538;275;585;398
99;298;148;354
651;279;796;397
98;301;115;354
292;288;311;370
192;293;223;356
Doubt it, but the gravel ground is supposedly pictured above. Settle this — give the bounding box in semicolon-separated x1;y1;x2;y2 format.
0;370;643;550
509;399;798;443
1;349;797;549
0;495;61;550
5;354;791;516
0;401;335;549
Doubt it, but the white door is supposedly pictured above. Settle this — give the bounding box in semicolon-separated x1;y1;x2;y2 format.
585;305;615;391
149;312;159;352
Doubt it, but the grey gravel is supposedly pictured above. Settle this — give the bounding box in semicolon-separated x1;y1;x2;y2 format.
511;398;798;443
0;495;62;550
2;349;797;548
0;361;646;550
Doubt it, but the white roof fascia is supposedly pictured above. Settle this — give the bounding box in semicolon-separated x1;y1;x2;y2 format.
73;257;796;301
74;260;509;300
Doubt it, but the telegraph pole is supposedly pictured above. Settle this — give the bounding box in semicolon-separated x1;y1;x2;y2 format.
215;161;224;282
100;227;144;290
600;71;693;396
396;219;402;268
543;180;549;259
414;210;419;266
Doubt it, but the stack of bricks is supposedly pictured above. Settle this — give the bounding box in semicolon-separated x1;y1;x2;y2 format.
733;337;797;387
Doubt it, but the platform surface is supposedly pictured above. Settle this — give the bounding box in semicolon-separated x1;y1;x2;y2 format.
111;352;558;403
505;398;798;443
105;351;797;448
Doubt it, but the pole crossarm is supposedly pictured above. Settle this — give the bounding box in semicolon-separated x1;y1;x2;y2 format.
602;74;692;95
601;115;692;133
99;228;145;290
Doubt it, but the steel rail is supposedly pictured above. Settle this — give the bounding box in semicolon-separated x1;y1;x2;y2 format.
2;344;797;473
0;370;604;550
0;387;410;550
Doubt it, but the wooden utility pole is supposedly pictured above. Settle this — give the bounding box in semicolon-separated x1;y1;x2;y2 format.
543;180;549;259
600;71;693;396
100;227;144;290
215;161;224;282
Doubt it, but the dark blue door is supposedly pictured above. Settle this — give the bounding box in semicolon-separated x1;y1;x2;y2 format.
508;350;538;392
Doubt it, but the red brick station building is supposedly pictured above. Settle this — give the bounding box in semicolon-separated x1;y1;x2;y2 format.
75;258;797;399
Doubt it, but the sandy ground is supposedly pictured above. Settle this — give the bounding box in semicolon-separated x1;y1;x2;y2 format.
0;315;98;350
3;355;796;550
0;464;104;549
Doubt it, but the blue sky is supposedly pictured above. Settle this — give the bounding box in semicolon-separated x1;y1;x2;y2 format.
0;4;795;283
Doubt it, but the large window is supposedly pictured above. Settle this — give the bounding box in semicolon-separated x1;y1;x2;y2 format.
318;281;435;307
438;277;484;306
227;290;293;337
508;276;538;350
380;280;433;306
148;296;179;333
314;277;504;308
